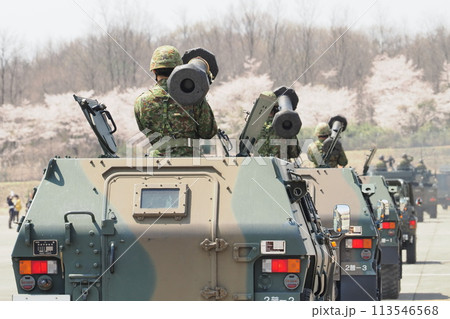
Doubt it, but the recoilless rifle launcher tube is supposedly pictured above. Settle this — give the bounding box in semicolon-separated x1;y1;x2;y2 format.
167;47;219;106
272;86;302;138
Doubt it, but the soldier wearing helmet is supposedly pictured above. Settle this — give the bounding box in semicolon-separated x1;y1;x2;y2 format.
307;122;348;168
134;45;217;157
397;153;414;171
375;155;388;171
416;159;426;172
257;91;301;160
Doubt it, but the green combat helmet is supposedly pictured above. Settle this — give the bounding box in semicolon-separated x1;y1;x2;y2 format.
150;45;183;71
314;122;331;137
261;91;276;98
375;155;387;171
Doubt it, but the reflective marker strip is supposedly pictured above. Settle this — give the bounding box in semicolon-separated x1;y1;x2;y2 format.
47;261;58;274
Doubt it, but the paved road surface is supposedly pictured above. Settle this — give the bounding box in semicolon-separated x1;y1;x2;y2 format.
398;206;450;300
0;207;449;301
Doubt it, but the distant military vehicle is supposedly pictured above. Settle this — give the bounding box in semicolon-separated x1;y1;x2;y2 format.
385;178;417;264
437;165;450;210
359;175;402;299
299;168;381;301
369;167;428;221
11;82;338;300
413;165;438;220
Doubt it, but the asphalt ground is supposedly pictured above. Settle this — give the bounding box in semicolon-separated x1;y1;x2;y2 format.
0;207;449;301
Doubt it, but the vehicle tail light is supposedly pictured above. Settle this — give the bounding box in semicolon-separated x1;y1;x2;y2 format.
262;259;300;273
19;260;57;275
429;197;436;202
409;220;417;229
345;238;372;249
382;222;396;229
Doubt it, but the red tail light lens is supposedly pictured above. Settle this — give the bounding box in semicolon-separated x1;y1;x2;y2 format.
382;222;396;229
19;260;57;275
262;259;301;273
345;238;372;249
409;220;417;229
429;197;436;202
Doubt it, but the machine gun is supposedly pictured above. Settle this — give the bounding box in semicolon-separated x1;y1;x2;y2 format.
362;147;378;175
321;115;347;166
73;95;118;158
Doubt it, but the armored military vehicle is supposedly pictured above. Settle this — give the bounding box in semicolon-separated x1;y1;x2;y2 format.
359;175;402;299
384;178;417;264
11;82;338;300
437;165;450;210
297;168;381;301
411;163;438;220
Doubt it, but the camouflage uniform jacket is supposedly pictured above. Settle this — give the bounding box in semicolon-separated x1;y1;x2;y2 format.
375;160;388;171
307;139;348;168
134;79;217;157
397;159;413;171
257;115;300;159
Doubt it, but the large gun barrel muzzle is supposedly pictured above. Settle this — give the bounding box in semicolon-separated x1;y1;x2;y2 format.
272;86;302;138
328;115;347;139
167;47;219;106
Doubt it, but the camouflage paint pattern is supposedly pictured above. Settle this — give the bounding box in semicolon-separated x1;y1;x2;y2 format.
12;157;332;301
134;79;217;157
149;45;182;70
397;155;414;171
306;139;348;168
298;168;381;301
257;114;301;159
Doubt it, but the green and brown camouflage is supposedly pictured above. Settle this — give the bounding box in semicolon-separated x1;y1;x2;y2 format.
306;139;347;168
296;167;382;301
307;117;348;168
359;175;402;299
11;94;337;301
257;114;301;159
397;154;414;171
256;90;300;159
149;45;182;71
12;157;326;300
134;78;217;157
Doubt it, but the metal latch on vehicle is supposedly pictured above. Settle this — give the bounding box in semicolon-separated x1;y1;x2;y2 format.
201;286;228;300
200;238;228;252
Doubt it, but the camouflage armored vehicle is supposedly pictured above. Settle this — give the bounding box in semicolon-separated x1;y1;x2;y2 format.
297;168;381;301
437;165;450;210
413;166;438;220
11;86;338;300
384;178;417;264
359;175;402;299
369;168;426;221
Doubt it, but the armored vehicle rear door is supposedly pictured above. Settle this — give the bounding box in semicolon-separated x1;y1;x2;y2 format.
63;211;102;300
100;170;219;300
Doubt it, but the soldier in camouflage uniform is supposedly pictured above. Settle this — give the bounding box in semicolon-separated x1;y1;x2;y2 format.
415;159;427;174
134;45;217;157
375;155;388;171
397;153;414;171
307;122;348;168
257;91;301;160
